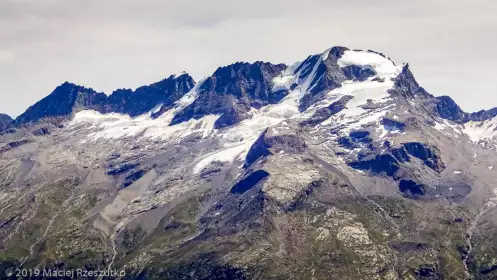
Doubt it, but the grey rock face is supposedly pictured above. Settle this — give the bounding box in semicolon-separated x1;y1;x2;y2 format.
435;95;468;123
393;64;430;98
102;73;196;117
297;47;349;111
244;127;307;168
402;142;444;172
300;95;354;126
342;65;376;81
171;62;287;128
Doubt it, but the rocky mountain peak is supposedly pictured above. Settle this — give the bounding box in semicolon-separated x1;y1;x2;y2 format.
200;61;287;102
435;95;497;124
295;46;404;111
393;63;430;98
435;95;467;123
103;72;196;117
0;113;13;131
14;82;106;125
170;61;287;128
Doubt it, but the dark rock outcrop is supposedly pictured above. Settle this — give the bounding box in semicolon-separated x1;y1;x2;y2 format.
244;129;273;168
106;163;140;176
171;62;287;128
403;142;444;172
349;154;400;177
230;170;270;194
14;82;107;125
338;131;373;150
416;264;439;278
393;64;430;98
0;113;13;131
244;128;307;168
349;131;373;143
469;107;497;122
300;95;354;126
435;96;468;123
399;179;426;197
298;47;349;111
480;264;497;275
342;65;376;81
102;73;195;118
390;146;410;163
122;170;146;188
381;117;406;131
435;95;497;124
0;139;32;153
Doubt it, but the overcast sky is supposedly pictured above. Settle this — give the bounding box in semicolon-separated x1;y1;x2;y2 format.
1;0;496;117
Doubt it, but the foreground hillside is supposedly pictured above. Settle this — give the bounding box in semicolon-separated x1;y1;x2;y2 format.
1;47;497;279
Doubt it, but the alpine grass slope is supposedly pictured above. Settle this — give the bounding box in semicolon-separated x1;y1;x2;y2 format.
1;46;497;279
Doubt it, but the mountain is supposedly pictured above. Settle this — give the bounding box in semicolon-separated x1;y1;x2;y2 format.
12;74;196;127
435;95;497;123
1;46;497;280
0;113;13;132
102;72;196;118
170;62;287;128
14;82;107;125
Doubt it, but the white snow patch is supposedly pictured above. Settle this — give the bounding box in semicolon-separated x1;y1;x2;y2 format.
306;77;396;136
70;80;214;142
272;75;295;92
172;71;188;78
433;119;464;138
337;50;402;78
219;89;301;144
462;117;497;142
193;140;255;174
71;110;220;142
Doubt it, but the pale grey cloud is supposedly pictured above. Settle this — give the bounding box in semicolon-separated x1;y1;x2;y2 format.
0;0;496;117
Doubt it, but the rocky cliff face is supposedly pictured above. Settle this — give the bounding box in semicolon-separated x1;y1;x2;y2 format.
102;73;196;118
0;113;12;131
435;95;497;124
170;62;287;128
1;46;497;280
14;82;107;125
